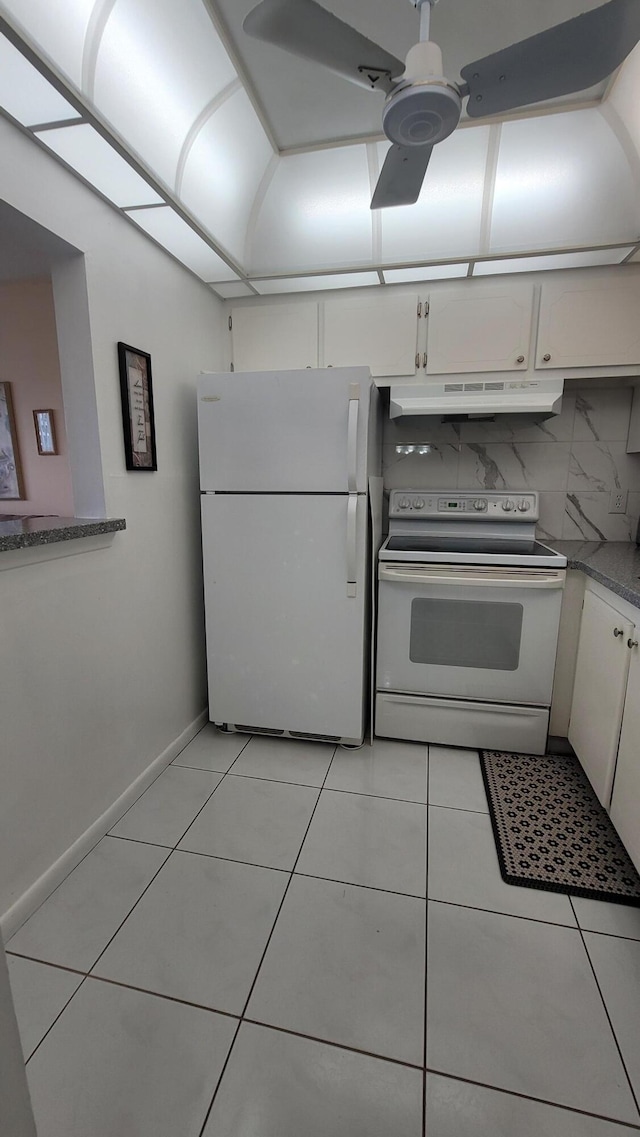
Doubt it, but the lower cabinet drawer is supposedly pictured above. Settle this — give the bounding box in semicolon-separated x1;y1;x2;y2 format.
375;692;549;754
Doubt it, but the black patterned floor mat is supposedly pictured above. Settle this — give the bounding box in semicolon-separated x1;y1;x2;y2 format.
480;750;640;905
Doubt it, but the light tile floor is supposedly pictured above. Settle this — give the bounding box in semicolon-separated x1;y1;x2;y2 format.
5;727;640;1136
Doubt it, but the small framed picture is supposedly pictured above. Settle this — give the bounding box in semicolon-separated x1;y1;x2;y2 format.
117;343;157;472
33;409;58;455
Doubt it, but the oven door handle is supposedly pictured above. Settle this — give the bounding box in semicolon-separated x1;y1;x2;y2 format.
378;565;565;588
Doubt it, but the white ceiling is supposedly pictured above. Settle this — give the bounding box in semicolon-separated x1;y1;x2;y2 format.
212;0;608;149
0;0;638;294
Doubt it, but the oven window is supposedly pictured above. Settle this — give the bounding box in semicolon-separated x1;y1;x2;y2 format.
409;598;523;671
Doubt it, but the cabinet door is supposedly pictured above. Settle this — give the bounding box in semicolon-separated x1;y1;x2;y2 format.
425;283;534;374
568;590;633;807
231;302;318;371
537;277;640;369
323;294;419;378
610;639;640;873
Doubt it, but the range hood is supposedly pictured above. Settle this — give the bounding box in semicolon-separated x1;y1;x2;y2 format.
389;378;564;420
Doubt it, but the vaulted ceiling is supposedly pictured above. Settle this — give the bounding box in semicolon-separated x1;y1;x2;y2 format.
0;0;639;297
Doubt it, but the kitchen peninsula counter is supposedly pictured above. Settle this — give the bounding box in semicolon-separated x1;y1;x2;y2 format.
550;541;640;610
0;516;126;552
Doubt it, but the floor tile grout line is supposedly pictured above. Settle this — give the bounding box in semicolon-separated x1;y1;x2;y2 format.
106;721;239;837
84;847;174;979
6;951;86;978
423;745;430;1137
428;896;581;931
196;744;340;1137
241;1017;424;1072
575;911;640;1120
196;1019;243;1137
425;1066;640;1131
19;953;640;1133
428;802;490;816
8;725;242;946
24;974;90;1065
239;745;338;1019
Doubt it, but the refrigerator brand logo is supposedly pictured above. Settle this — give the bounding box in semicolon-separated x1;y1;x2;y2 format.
201;396;221;402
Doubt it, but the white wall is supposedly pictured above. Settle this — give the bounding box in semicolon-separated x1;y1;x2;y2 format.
0;116;224;916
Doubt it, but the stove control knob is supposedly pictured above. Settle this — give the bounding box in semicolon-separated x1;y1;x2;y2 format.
414;498;425;510
517;499;531;512
502;499;515;512
473;499;487;511
398;498;411;510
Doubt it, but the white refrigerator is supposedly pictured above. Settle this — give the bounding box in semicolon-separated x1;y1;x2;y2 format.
198;367;381;745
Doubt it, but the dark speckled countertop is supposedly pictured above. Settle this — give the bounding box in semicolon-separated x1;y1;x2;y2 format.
0;516;126;552
550;541;640;609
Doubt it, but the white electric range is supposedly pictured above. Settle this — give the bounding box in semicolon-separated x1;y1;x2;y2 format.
375;490;567;755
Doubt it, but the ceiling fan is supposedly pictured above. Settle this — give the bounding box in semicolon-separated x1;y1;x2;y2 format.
243;0;640;209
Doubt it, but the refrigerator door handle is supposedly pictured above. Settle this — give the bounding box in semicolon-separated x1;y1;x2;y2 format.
347;493;358;598
347;383;360;493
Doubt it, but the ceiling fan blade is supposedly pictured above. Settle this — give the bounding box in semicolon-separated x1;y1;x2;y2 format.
243;0;404;94
462;0;640;118
370;144;433;210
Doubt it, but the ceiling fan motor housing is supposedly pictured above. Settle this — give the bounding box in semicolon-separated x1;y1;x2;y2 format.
383;40;461;147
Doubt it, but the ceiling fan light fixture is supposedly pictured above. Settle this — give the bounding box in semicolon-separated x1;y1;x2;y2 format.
382;81;461;146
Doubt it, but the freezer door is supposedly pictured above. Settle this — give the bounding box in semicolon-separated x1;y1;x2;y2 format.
198;368;373;493
201;493;369;741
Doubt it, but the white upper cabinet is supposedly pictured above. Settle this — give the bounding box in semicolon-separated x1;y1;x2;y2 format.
536;277;640;369
323;294;419;378
231;302;318;372
425;283;534;374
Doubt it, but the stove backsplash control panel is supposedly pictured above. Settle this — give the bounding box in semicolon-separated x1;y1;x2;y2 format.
389;490;539;521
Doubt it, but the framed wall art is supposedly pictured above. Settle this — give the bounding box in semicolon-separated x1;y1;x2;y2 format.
0;381;25;500
33;409;58;455
117;342;157;471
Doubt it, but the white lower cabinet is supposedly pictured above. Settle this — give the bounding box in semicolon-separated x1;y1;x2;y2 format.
610;639;640;873
568;589;633;808
568;580;640;874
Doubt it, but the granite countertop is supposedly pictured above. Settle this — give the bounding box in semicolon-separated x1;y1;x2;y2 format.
0;516;126;552
550;541;640;609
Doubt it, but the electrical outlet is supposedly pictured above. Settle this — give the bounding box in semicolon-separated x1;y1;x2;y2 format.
609;490;628;514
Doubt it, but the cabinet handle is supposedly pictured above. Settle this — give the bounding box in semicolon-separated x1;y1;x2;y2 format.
614;627;624;637
415;353;420;370
628;638;638;649
516;355;525;364
543;353;551;363
422;352;427;369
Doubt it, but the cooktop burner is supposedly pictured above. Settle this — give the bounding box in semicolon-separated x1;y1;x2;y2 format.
380;489;567;568
385;536;555;557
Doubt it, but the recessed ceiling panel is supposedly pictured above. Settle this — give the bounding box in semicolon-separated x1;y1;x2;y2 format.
211;281;255;298
384;263;469;283
0;35;79;126
490;109;640;254
36;124;164;207
0;0;96;88
474;248;634;276
180;88;273;264
250;145;373;273
215;0;606;149
379;126;489;265
128;207;239;281
94;0;237;187
254;272;379;294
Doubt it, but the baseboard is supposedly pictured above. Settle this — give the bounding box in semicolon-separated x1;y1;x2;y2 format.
1;709;208;941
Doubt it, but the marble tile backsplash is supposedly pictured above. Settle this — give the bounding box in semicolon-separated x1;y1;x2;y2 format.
383;387;640;541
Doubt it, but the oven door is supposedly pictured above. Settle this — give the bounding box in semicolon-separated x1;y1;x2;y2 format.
377;563;565;705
